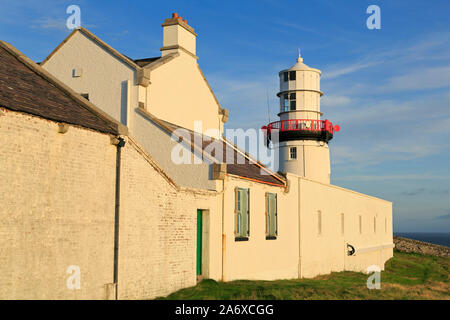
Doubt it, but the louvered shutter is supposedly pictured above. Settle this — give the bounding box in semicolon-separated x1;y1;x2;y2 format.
267;193;277;236
241;189;249;237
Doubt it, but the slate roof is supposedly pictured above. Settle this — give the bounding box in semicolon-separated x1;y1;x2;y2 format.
0;41;126;135
149;115;286;187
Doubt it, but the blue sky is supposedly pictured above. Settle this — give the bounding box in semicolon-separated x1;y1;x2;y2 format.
1;0;449;232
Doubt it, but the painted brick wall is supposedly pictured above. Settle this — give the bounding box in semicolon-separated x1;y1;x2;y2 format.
0;109;218;299
0;108;117;299
117;139;215;299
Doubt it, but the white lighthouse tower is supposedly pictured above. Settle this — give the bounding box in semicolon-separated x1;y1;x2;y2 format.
263;50;339;184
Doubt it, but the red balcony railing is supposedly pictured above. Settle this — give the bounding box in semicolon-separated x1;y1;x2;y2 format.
263;119;340;134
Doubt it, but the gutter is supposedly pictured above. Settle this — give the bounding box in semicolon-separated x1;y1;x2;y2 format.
225;173;285;187
221;179;226;282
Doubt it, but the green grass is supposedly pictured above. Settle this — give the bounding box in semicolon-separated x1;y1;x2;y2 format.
159;251;449;300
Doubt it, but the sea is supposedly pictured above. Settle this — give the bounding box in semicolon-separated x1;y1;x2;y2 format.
394;232;450;247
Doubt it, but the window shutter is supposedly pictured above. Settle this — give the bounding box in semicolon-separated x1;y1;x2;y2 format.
274;194;278;236
268;193;277;236
234;187;238;236
235;188;250;238
244;189;249;236
265;193;268;236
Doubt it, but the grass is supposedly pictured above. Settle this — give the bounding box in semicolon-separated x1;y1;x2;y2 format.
159;251;450;300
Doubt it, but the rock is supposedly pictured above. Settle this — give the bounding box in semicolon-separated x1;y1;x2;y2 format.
393;236;450;258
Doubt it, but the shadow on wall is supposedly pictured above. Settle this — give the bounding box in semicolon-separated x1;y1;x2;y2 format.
121;80;128;126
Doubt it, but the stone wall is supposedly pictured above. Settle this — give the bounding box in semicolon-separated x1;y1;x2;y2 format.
393;236;450;258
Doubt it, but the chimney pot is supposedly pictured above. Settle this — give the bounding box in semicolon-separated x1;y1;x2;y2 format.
161;13;197;58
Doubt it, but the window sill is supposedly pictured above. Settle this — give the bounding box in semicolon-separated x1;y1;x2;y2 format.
266;236;277;240
235;237;249;242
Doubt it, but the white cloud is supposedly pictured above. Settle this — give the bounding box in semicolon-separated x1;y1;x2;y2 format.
322;61;379;80
321;95;351;107
380;66;450;92
31;17;67;31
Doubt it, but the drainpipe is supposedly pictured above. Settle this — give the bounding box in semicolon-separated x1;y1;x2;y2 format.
221;179;226;282
111;136;126;300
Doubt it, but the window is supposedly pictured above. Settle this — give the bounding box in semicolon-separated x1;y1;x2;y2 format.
289;147;297;160
282;92;296;112
317;210;322;235
283;93;289;112
81;93;89;101
265;193;277;239
289;71;296;81
341;213;345;235
282;71;296;82
235;187;249;240
359;215;362;234
289;93;296;111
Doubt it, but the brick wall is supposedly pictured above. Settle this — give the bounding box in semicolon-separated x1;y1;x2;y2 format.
0;108;117;299
117;138;215;299
0;109;218;299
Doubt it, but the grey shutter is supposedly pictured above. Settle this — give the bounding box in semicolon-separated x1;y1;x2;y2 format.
268;193;277;236
241;189;249;237
234;187;238;236
265;193;268;236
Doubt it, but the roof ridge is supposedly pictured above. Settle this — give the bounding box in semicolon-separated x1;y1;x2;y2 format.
40;27;140;70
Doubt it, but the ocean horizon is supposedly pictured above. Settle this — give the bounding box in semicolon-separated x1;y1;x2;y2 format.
394;232;450;247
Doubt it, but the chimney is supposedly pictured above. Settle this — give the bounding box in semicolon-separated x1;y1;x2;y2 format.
161;13;197;58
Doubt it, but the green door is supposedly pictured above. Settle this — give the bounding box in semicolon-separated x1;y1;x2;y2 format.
196;210;203;275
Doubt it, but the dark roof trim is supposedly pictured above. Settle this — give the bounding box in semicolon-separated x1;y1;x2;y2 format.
133;57;161;67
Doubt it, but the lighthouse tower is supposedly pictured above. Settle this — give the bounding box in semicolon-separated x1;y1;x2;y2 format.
263;50;339;184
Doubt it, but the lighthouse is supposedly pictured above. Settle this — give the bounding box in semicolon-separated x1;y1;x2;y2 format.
263;50;339;184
